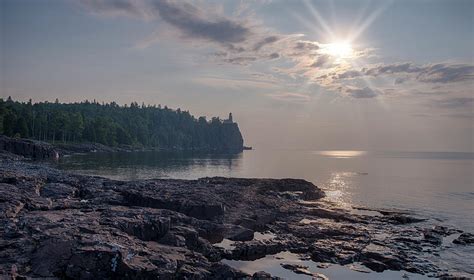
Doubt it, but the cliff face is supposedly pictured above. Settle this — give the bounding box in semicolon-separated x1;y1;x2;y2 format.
216;123;244;153
0;135;59;159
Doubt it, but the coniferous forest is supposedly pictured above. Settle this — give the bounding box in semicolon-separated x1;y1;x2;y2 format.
0;97;244;152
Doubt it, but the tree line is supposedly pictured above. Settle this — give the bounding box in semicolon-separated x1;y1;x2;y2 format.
0;97;243;152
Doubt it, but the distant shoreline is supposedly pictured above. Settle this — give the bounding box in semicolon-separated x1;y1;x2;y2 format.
0;98;245;154
0;135;247;160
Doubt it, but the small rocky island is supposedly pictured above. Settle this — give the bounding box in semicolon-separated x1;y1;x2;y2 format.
0;139;472;279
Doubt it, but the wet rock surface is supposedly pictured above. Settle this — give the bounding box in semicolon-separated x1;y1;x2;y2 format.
0;156;472;279
0;135;59;159
0;135;160;161
453;233;474;245
280;263;314;276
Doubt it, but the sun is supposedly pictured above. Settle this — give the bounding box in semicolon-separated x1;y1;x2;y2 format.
322;41;354;58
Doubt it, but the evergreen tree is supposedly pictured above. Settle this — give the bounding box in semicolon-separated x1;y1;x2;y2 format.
16;117;29;138
0;98;243;152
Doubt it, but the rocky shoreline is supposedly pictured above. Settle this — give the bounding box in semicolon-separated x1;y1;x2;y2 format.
0;143;473;279
0;135;179;160
0;135;247;161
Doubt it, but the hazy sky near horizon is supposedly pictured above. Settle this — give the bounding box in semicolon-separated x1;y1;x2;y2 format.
1;0;473;151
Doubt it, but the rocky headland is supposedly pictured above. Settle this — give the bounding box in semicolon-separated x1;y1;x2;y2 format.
0;139;472;279
0;135;163;160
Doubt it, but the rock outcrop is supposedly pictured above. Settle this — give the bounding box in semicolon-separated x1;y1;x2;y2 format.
0;156;471;279
0;135;59;159
453;233;474;245
218;122;244;153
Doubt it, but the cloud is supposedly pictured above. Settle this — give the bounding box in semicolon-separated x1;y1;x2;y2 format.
268;53;280;60
82;0;252;45
335;70;362;79
150;0;251;44
282;40;321;58
294;40;320;51
413;112;474;119
443;113;474;119
81;0;473;103
331;63;474;84
80;0;147;18
416;64;474;83
343;86;378;98
315;62;474;98
253;36;279;51
82;0;375;99
394;77;408;84
310;54;332;68
268;92;311;102
363;63;421;76
431;97;474;109
412;89;448;96
194;76;278;90
83;0;290;65
222;56;257;65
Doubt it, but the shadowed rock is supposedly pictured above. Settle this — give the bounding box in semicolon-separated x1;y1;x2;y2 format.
0;155;470;279
0;135;59;159
453;233;474;245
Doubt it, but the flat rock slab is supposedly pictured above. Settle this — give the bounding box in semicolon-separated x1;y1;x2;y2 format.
0;157;470;279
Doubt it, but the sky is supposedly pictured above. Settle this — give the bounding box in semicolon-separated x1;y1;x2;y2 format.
1;0;473;152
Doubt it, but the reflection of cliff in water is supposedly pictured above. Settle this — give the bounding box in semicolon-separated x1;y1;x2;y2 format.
52;151;243;181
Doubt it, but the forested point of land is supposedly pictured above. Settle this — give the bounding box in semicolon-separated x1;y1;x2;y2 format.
0;97;244;152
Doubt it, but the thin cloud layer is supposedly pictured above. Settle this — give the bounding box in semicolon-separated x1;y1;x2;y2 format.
150;0;251;44
343;86;378;99
81;0;474;103
310;54;332;68
82;1;327;57
253;36;280;51
328;63;474;84
80;0;148;18
269;92;311;102
82;0;252;44
431;97;474;109
416;64;474;83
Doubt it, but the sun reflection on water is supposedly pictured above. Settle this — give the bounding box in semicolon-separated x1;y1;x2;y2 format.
316;150;367;159
322;171;364;209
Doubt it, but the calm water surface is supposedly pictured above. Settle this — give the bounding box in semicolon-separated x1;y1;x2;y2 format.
53;149;474;232
51;149;474;277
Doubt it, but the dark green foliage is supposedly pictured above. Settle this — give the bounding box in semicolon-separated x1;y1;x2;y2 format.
0;98;243;152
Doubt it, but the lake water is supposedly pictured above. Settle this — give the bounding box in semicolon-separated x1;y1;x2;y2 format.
50;149;474;278
52;149;474;232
